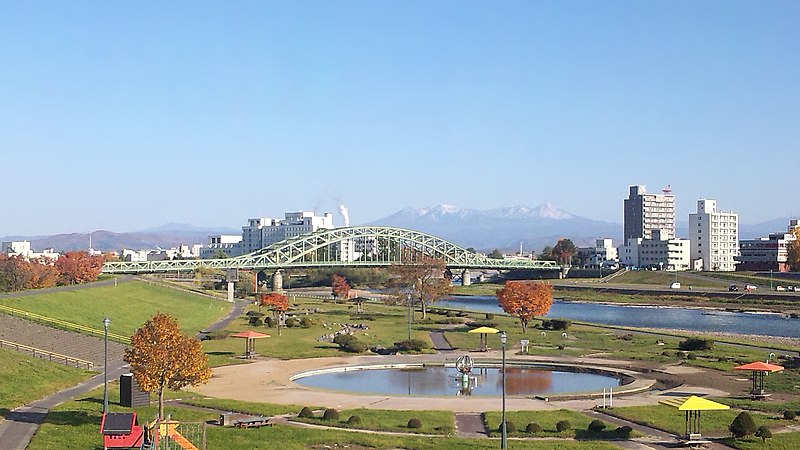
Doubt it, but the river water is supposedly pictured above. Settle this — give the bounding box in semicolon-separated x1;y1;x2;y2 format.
437;296;800;339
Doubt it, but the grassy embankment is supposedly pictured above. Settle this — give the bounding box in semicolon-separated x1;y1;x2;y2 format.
0;280;232;418
0;347;94;420
0;280;232;337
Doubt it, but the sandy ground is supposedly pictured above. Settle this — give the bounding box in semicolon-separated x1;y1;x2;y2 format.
188;352;736;413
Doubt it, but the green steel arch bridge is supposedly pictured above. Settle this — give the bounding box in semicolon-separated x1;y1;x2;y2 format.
101;226;561;274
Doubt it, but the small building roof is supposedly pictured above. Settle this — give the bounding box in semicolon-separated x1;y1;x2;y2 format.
734;361;784;372
659;395;730;411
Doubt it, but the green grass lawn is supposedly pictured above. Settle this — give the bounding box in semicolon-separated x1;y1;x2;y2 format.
722;431;800;450
202;297;446;364
293;407;455;435
0;348;95;420
0;281;232;337
27;384;617;450
177;395;309;417
483;409;604;438
606;404;790;437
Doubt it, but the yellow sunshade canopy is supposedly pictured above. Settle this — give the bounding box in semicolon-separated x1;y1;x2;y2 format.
468;326;500;334
659;396;730;411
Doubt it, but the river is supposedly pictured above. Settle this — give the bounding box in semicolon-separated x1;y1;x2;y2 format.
437;295;800;339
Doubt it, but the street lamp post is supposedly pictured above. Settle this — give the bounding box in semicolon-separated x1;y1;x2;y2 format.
102;317;111;414
500;331;507;449
407;293;412;341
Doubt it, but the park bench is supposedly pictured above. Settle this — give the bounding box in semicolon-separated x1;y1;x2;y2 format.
233;416;272;428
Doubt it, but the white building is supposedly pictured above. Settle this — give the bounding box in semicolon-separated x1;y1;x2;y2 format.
623;185;676;240
577;239;618;268
1;241;60;261
618;230;690;271
200;235;244;259
201;211;335;258
689;199;739;271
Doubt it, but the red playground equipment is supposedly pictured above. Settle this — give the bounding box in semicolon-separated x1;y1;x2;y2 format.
100;412;200;450
100;412;148;449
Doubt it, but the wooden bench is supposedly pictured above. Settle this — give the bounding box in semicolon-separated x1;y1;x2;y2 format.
234;417;272;428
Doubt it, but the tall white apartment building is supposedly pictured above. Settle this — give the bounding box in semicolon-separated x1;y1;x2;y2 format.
689;199;739;271
623;185;676;240
202;211;335;258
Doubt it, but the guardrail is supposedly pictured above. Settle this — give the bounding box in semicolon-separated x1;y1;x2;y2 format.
0;338;95;370
0;304;131;345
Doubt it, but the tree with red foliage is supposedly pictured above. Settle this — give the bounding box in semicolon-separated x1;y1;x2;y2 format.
55;251;105;285
261;292;289;336
331;274;350;302
496;281;553;333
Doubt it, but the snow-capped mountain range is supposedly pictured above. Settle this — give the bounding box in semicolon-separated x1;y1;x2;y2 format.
368;203;618;252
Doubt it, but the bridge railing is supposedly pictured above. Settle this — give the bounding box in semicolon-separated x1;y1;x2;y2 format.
0;338;95;370
0;304;131;345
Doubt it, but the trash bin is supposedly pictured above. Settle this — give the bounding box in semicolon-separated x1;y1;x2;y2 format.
120;373;150;407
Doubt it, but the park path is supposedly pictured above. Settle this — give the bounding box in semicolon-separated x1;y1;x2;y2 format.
428;330;454;352
454;412;487;437
0;284;244;450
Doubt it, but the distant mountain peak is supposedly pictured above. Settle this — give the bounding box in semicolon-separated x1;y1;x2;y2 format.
532;202;574;219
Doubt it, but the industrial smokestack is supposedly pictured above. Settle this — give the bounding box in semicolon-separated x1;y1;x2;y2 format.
338;204;350;227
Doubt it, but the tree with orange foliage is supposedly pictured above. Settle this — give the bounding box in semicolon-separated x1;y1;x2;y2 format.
331;274;350;302
261;292;289;336
496;281;553;333
55;251;105;285
28;257;58;289
124;313;211;420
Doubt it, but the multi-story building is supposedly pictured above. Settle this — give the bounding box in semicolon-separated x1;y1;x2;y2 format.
689;199;739;271
200;235;244;258
736;219;798;272
577;239;618;268
1;241;60;261
623;185;676;240
201;211;334;258
618;230;690;271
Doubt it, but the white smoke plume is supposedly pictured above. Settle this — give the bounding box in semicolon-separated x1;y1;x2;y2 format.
338;204;350;227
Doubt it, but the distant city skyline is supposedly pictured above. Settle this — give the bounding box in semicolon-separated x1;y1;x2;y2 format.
2;1;798;236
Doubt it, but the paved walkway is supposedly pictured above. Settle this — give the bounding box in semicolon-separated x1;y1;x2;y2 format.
454;412;487;437
189;352;701;413
428;330;454;351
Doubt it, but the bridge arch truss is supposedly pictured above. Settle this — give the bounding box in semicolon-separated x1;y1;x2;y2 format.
102;226;560;274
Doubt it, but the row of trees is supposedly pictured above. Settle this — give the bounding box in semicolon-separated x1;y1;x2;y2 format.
0;252;105;292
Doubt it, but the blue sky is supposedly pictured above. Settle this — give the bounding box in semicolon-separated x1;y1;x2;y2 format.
1;1;798;236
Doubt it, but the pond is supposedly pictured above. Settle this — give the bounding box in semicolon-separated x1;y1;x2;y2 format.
437;296;800;338
293;365;621;397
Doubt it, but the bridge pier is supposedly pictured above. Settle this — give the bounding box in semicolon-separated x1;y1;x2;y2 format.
226;282;235;302
461;269;471;286
271;270;283;291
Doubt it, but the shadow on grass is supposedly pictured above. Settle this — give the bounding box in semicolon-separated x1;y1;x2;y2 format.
574;429;633;441
42;410;100;426
206;351;235;356
0;408;11;420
